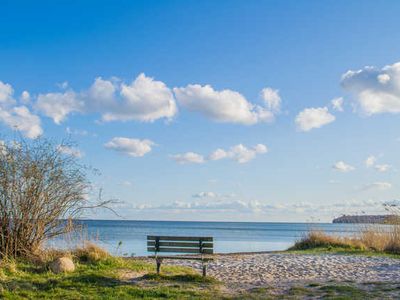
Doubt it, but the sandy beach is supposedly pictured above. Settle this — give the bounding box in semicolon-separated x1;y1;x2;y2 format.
148;252;400;290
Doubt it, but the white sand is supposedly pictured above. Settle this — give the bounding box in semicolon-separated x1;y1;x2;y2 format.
155;253;400;288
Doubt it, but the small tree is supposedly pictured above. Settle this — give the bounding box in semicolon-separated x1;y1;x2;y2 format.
0;137;111;258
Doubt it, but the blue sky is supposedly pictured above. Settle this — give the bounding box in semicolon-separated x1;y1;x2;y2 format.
1;0;400;221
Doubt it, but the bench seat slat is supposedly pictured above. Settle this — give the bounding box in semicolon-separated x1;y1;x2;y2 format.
147;241;213;248
147;247;213;254
147;236;213;242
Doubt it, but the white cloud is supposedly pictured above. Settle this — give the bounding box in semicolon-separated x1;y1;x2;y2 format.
341;61;400;115
171;152;205;164
375;164;391;172
102;73;177;122
57;81;69;89
228;143;268;163
209;148;229;161
295;107;335;131
377;74;391;84
260;87;281;113
0;81;15;106
66;127;89;136
36;90;83;124
122;198;386;216
119;180;133;187
331;97;344;112
365;155;376;167
176;143;268;164
193;192;217;198
36;74;177;124
333;161;355;172
0;106;42;139
104;137;154;157
57;145;84;158
361;182;392;191
174;84;274;125
0;81;43;138
86;77;117;112
20;91;31;104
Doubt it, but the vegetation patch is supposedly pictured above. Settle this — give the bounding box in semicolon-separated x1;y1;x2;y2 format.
289;228;400;256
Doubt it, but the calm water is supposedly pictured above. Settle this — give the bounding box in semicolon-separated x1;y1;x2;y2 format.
49;220;376;256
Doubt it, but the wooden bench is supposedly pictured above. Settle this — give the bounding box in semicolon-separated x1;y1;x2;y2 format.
147;235;214;277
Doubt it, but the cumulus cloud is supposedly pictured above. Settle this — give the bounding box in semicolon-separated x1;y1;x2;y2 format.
10;75;282;127
331;97;344;112
173;143;268;165
35;74;177;124
0;81;15;106
171;152;205;164
361;182;392;191
36;90;83;124
57;145;84;158
341;61;400;115
101;73;177;122
0;81;43;139
119;180;133;187
120;198;385;216
173;84;275;125
209;148;229;161
104;137;154;157
193;192;217;198
260;87;281;113
364;155;391;172
333;161;355;172
365;155;376;167
66;127;89;136
295;107;335;131
20;91;31;104
210;144;268;163
375;164;391;172
0;106;42;139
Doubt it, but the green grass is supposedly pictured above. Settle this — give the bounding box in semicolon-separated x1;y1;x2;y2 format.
0;257;223;299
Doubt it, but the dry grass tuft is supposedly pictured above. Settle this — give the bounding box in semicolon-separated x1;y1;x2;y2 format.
290;231;364;251
73;242;110;263
0;259;18;275
291;226;400;255
384;226;400;254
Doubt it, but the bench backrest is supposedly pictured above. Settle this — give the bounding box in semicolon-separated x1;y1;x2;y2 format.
147;236;213;255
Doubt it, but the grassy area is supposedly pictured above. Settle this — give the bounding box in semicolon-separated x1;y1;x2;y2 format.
0;242;221;299
289;229;400;256
0;251;223;299
1;256;398;299
1;240;399;299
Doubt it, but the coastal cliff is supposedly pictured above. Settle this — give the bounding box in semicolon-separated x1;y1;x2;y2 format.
332;215;400;224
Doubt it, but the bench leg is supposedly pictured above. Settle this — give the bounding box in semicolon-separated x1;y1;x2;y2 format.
202;264;207;277
156;258;162;275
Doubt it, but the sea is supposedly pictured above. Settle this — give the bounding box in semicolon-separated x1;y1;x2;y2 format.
48;220;379;257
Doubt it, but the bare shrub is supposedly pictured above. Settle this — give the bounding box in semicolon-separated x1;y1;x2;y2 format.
0;137;115;259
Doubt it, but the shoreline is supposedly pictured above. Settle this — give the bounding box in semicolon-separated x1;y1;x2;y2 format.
137;251;400;291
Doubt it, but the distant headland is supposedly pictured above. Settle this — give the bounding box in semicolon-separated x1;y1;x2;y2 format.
332;215;400;224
